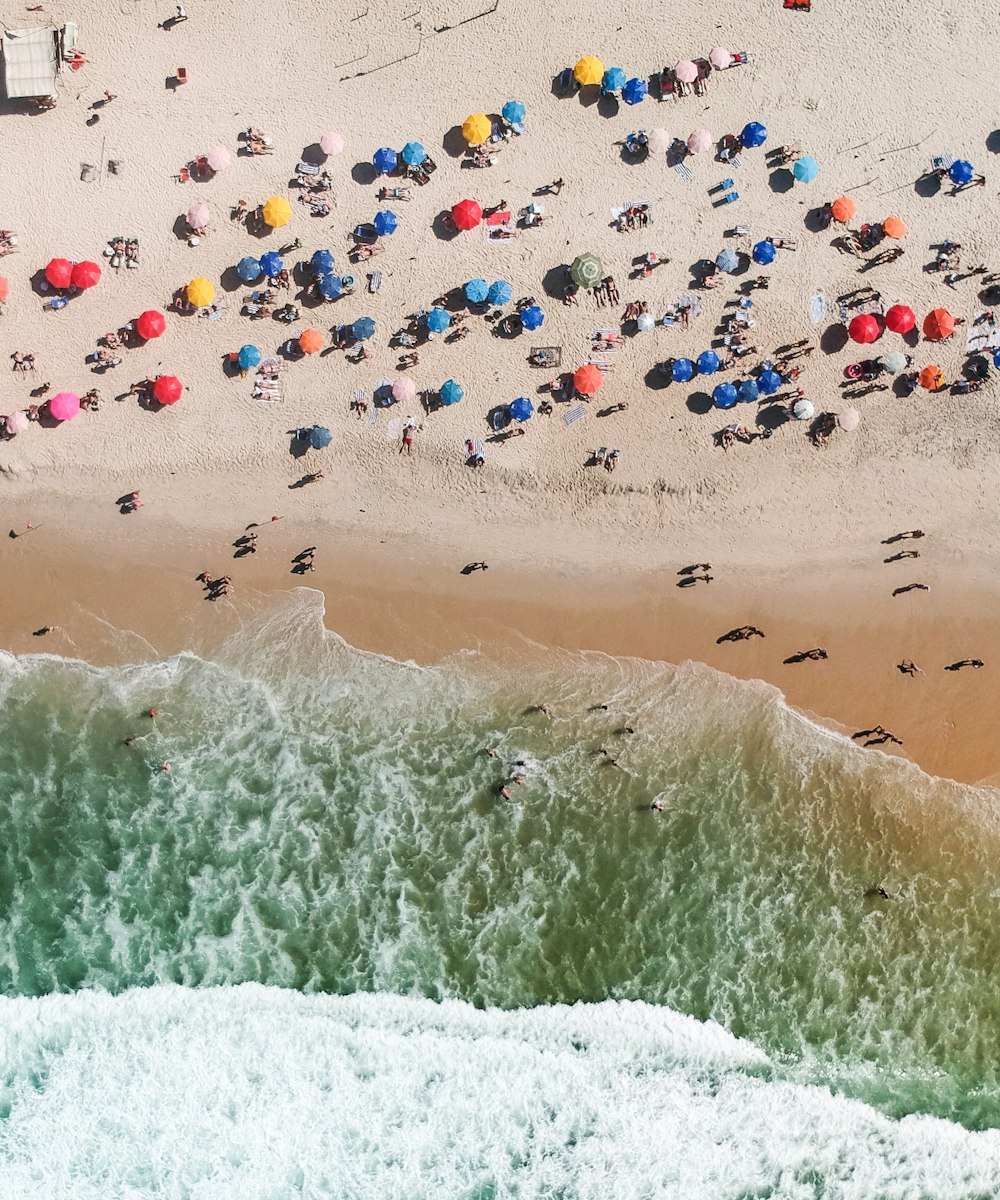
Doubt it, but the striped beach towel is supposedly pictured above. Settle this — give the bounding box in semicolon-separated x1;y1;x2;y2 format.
368;270;382;294
563;403;586;425
673;162;693;182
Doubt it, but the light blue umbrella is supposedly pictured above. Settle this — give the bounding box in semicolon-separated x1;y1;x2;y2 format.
352;316;376;341
372;147;397;175
738;379;760;404
520;304;544;331
260;251;283;276
440;379;463;406
465;278;489;304
752;240;776;265
309;425;332;449
236;256;262;283
510;396;533;422
374;210;398;236
793;156;819;183
426;307;451;333
949;159;974;186
713;382;738;409
601;67;626;94
401;141;426;167
502;100;526;125
716;249;740;273
697;350;720;375
237;344;261;370
671;357;695;383
317;273;342;300
757;369;782;395
487;280;512;306
622;77;648;105
310;249;334;275
741;121;767;148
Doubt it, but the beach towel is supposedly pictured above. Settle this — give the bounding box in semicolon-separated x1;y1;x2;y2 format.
464;437;485;461
368;270;382;294
563;403;586;425
965;322;1000;353
807;292;826;325
672;162;693;182
385;416;400;443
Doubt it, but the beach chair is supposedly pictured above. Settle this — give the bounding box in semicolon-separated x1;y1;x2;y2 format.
368;270;382;294
594;446;607;466
658;69;678;101
296;160;319;177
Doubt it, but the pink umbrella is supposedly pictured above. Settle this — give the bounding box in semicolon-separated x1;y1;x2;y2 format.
187;202;210;230
709;46;732;69
837;408;861;432
674;59;698;83
49;392;80;421
392;376;417;403
206;145;231;172
5;410;28;435
687;128;712;154
320;132;345;155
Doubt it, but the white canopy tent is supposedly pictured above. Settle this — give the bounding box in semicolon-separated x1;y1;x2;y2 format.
2;27;59;99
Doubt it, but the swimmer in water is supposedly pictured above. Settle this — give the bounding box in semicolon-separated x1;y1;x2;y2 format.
124;737;135;747
651;800;665;812
161;762;171;774
498;785;511;799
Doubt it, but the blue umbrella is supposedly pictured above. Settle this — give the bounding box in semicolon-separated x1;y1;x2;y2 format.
622;77;648;105
401;141;426;167
352;316;376;341
260;251;283;277
949;159;974;186
372;147;397;176
697;350;720;375
738;379;760;404
374;210;398;236
793;155;819;183
317;273;342;300
309;425;332;450
236;256;262;283
311;249;335;275
716;249;739;273
741;121;767;148
426;307;451;333
502;100;526;125
994;348;1000;370
237;344;261;370
671;357;695;383
757;369;782;395
520;304;544;331
465;278;489;304
601;67;626;94
487;280;512;306
510;396;533;422
713;382;738;409
439;379;463;406
752;240;776;266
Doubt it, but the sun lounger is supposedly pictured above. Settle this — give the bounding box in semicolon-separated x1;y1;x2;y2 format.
563;403;586;425
595;446;607;465
296;160;319;176
368;270;382;294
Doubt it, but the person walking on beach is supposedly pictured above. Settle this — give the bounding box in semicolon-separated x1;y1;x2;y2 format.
892;583;929;596
897;660;924;676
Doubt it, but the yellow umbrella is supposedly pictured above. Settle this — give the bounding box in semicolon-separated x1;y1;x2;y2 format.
186;277;215;307
262;196;292;228
461;113;492;145
574;56;604;86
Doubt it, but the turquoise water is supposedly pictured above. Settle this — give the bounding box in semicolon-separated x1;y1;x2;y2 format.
1;591;1000;1195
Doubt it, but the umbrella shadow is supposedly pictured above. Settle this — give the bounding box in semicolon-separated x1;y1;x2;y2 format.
219;265;246;293
432;211;460;241
171;214;193;242
643;364;670;392
351;162;377;185
757;403;789;431
686;391;713;415
803;207;830;234
820;324;849;355
442;126;468;158
597;94;619;119
542;264;571;300
768;168;795;194
300;142;326;166
986;130;1000;155
913;172;942;198
287;431;310;459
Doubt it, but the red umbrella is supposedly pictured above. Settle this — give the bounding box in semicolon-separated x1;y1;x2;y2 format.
885;304;915;334
923;308;955;341
451;199;483;231
136;310;166;340
0;277;8;303
848;313;881;344
45;258;73;288
573;363;604;394
71;260;101;289
152;375;183;405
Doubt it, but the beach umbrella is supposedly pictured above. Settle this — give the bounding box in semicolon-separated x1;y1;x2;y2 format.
153;375;182;405
310;425;332;449
352;316;376;341
0;277;8;302
880;351;908;374
647;128;671;154
372;147;397;175
758;369;782;394
487;280;512;306
451;198;482;230
298;328;323;353
793;156;819;183
260;251;283;276
136;309;166;339
320;132;345;156
831;196;857;223
697;350;720;375
206;145;231;172
71;260;101;289
186;202;211;231
237;344;261;369
49;392;80;421
709;46;732;69
849;313;881;344
440;379;463;406
45;258;73;288
923;308;955;341
636;312;655;332
738;379;760;403
570;252;603;289
716;248;739;273
573;363;603;394
464;278;489;304
374;210;398;236
687;127;712;155
837;408;861;432
401;141;426;167
741;121;767;148
883;216;907;239
713;382;738;409
236;256;262;284
510;396;533;422
919;364;944;390
426;307;451;333
885;304;915;334
793;399;815;420
186;277;215;307
6;410;28;435
671;357;695;383
674;59;698;83
262;197;291;228
317;273;341;300
752;240;776;265
520;304;544;331
574;56;604;86
462;113;492;145
502;100;526;125
311;250;335;277
601;67;625;93
392;376;417;404
622;77;648;105
949;159;974;186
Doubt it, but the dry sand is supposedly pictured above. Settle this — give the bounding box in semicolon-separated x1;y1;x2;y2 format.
2;0;1000;783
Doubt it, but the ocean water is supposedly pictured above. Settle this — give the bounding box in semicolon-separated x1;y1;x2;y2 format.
1;590;999;1196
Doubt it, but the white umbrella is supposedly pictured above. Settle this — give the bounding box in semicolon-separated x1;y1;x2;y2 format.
637;312;655;332
674;59;698;83
709;46;732;70
206;145;231;172
320;132;345;155
793;399;815;421
687;128;712;155
6;410;28;435
647;128;671;155
837;407;861;432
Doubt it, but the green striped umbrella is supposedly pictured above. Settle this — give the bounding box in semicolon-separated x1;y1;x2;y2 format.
570;252;603;288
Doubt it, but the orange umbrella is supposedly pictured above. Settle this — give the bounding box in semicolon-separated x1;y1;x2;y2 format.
923;308;955;341
831;195;856;223
298;328;323;354
573;363;603;395
882;216;907;239
919;364;944;391
0;276;8;302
